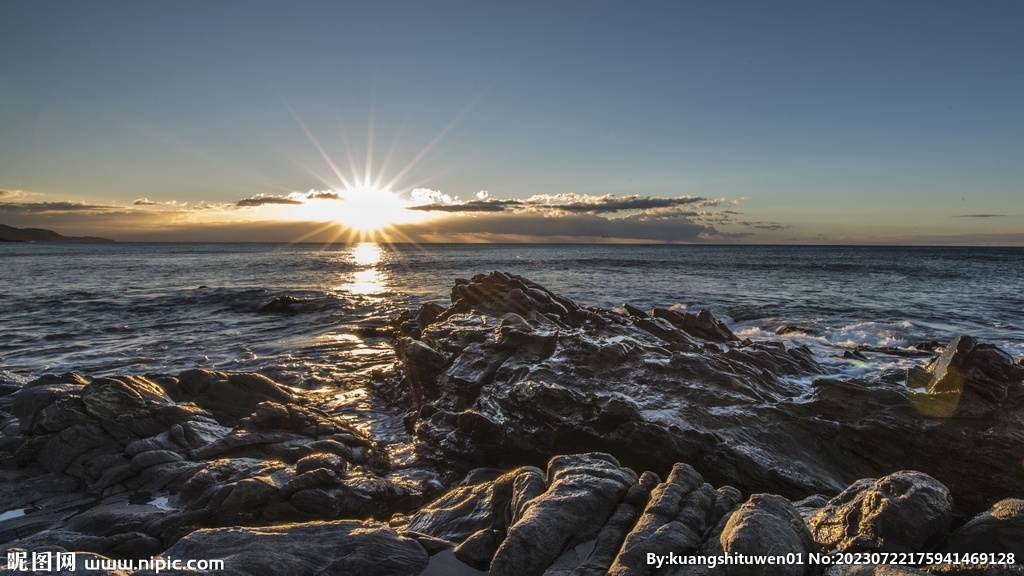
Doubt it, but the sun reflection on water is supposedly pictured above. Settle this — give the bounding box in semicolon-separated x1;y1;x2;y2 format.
340;243;386;295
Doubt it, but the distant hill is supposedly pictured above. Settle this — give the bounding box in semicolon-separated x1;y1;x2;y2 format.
0;223;114;243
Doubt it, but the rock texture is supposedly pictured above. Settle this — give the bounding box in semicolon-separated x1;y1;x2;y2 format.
392;272;1024;514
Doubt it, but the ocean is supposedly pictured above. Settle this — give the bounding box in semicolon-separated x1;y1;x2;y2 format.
2;243;1023;388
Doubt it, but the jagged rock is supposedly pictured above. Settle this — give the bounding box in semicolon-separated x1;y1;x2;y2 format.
809;471;953;553
945;498;1024;555
397;338;447;402
921;335;1024;419
720;494;817;576
489;453;638;576
132;520;429;576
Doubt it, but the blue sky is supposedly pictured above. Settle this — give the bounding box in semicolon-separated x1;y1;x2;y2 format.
1;1;1022;242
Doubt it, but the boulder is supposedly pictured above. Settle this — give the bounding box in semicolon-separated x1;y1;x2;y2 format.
720;494;817;576
809;472;953;553
922;335;1024;419
945;498;1024;555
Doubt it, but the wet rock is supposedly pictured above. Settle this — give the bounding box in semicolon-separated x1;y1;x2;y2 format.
809;471;953;553
489;453;637;576
922;335;1024;419
397;338;447;402
187;373;294;424
257;295;302;314
453;528;504;570
623;304;648;318
80;376;173;420
720;494;817;576
280;468;339;499
653;307;739;342
295;453;346;475
406;466;543;542
945;498;1024;555
63;503;165;537
777;325;814;336
133;520;429;576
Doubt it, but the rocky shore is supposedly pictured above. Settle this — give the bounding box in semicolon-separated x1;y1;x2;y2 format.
2;272;1023;575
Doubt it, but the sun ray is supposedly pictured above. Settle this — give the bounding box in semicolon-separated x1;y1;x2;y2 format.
283;100;353;190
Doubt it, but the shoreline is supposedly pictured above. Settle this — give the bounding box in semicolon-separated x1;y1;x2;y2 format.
2;272;1023;574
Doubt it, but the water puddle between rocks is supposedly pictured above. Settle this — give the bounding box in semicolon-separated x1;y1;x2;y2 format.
418;549;487;575
0;508;28;522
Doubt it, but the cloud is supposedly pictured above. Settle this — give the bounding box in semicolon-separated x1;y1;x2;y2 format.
133;198;160;205
408;192;712;216
0;190;23;198
953;214;1005;218
407;199;522;212
236;194;304;207
524;193;707;214
306;191;341;200
0;201;121;213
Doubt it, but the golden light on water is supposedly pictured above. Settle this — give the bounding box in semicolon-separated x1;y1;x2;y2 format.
339;242;386;295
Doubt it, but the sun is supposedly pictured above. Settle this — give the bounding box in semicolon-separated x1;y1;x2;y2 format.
286;185;428;234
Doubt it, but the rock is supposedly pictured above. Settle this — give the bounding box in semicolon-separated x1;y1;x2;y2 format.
571;471;661;576
623;304;648;318
453;528;504;570
133;520;428;576
280;468;339;499
188;373;294;423
777;325;814;336
809;472;953;553
37;423;118;474
720;494;817;576
945;498;1024;555
489;453;637;576
80;376;173;420
63;503;165;537
129;449;185;472
220;477;279;513
406;466;544;542
295;453;346;475
257;296;302;314
397;338;447;402
922;335;1024;419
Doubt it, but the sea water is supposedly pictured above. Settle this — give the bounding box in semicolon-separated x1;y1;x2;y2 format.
2;243;1022;387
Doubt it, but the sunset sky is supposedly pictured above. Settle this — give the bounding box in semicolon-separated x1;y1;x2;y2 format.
1;1;1022;243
